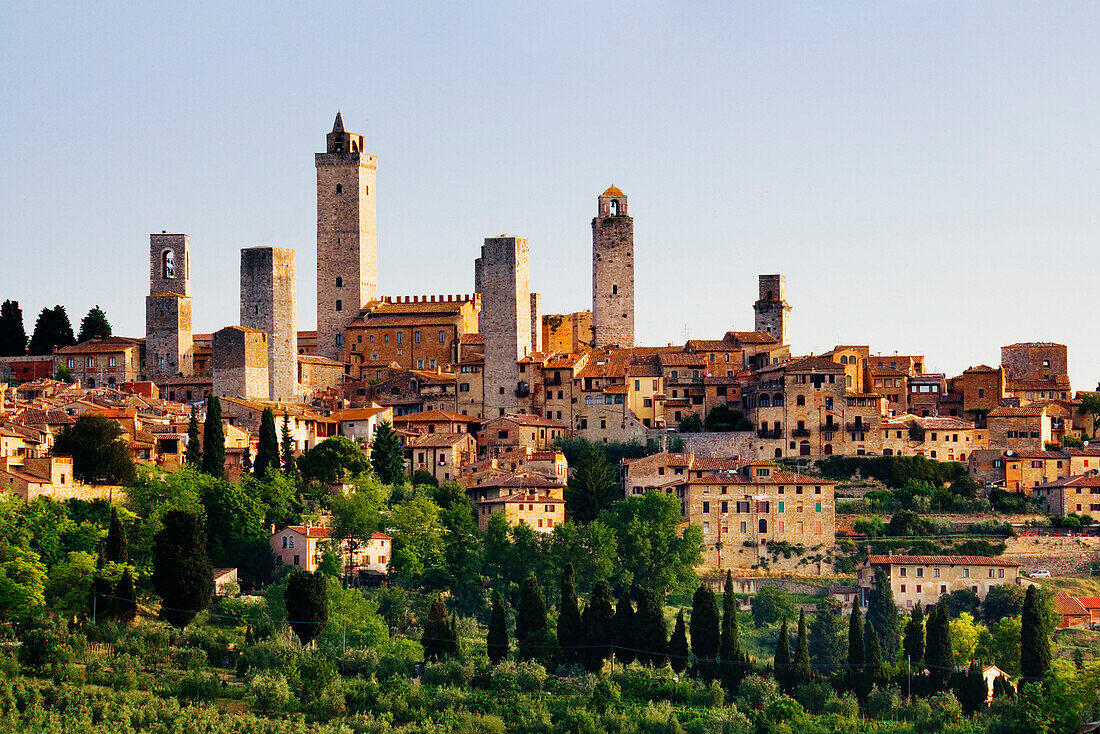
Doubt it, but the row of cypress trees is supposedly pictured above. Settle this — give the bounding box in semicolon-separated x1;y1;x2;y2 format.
185;401;298;481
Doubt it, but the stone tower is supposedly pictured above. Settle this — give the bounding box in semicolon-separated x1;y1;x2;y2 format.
212;326;269;400
145;232;193;379
316;112;377;360
591;186;634;348
475;236;531;418
753;274;791;345
241;247;297;401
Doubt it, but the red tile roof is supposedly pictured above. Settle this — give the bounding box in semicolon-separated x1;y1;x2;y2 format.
867;555;1020;567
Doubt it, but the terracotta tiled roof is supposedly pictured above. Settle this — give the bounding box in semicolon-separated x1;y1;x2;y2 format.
1035;475;1100;489
659;353;708;367
963;365;999;374
724;331;779;345
408;432;473;448
685;339;738;351
989;405;1048;418
283;525;332;539
489;414;566;429
786;357;845;373
867;555;1020;567
1003;341;1065;349
601;185;625;197
330;407;390;422
55;337;141;354
394;409;477;423
298;355;343;367
1055;593;1088;617
459;334;484;345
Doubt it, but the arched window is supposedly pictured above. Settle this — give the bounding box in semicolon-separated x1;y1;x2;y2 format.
162;250;175;279
796;395;806;407
846;375;853;388
773;393;784;406
609;200;619;216
760;394;770;407
87;378;96;389
774;448;783;459
758;519;768;534
799;441;811;456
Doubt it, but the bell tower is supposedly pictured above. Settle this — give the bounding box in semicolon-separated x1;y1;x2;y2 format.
316;112;377;360
591;186;634;348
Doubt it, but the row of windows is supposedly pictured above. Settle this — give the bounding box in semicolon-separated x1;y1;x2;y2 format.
1006;430;1042;439
700;500;822;513
895;566;1005;579
65;357;119;368
702;520;823;535
583;395;625;405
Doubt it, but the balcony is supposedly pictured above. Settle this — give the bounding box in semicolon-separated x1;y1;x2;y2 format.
846;421;872;432
792;427;811;438
757;429;782;439
515;381;530;398
820;423;841;433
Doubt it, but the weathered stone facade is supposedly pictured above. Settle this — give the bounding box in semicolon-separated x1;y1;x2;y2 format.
475;236;531;418
529;293;543;353
212;326;269;400
753;274;790;346
145;233;193;380
592;187;634;348
241;247;297;401
1001;342;1068;384
316;113;377;360
542;311;592;353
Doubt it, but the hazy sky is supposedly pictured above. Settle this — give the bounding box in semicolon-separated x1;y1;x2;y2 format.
2;3;1098;389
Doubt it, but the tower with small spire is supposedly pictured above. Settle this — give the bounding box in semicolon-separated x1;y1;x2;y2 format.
591;186;634;348
315;112;377;360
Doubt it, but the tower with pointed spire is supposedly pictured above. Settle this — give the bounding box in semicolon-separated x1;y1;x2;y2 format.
315;112;377;360
591;186;634;348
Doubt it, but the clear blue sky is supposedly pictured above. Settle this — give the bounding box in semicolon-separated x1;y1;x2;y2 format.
2;2;1098;389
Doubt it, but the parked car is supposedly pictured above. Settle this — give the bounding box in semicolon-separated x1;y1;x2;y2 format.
1029;570;1051;578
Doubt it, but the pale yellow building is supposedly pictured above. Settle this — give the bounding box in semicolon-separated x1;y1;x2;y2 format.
858;555;1024;611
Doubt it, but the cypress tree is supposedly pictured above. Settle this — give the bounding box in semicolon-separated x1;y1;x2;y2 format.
113;569;137;626
903;605;925;665
105;507;127;564
185;408;202;466
992;674;1014;699
515;576;547;660
1021;585;1050;682
864;619;884;694
961;660;987;714
280;412;298;479
241;447;252;475
254;408;279;477
370;420;406;485
867;568;901;662
28;305;75;355
669;611;689;674
847;604;865;693
77;305;112;342
201;396;225;479
926;604;954;691
0;300;27;356
582;580;616;672
690;584;720;680
613;591;636;665
487;590;509;665
793;609;812;688
152;510;213;630
90;572;114;622
635;588;668;668
448;615;459;657
285;569;329;646
774;617;792;692
558;563;582;665
719;570;746;690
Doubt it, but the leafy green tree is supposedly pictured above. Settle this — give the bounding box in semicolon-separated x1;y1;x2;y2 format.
774;617;792;692
201;479;266;567
847;605;864;692
903;605;925;664
809;597;846;669
1021;584;1050;682
866;568;900;661
669;610;689;674
793;609;812;688
28;305;75;355
1079;393;1100;438
565;443;619;523
113;569;137;626
202;396;225;479
280;412;297;479
943;587;981;618
45;550;96;619
285;569;329;645
241;470;301;530
582;579;615;672
388;494;445;585
704;405;751;432
76;305;112;342
254;408;280;478
982;583;1026;625
515;575;547;661
558;563;582;665
986;615;1021;677
411;469;439;487
105;507;127;564
329;476;385;546
487;590;509;664
677;412;703;432
753;583;796;627
90;571;114;622
539;519;616;602
605;492;703;594
185;408;202;466
423;596;457;661
298;436;369;485
434;485;483;615
635;587;668;667
152;510;212;630
53;362;73;382
690;584;720;679
613;591;636;665
370;420;405;485
0;300;27;356
52;414;136;484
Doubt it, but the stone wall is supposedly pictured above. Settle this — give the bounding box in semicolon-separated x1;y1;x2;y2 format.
241;247;297;401
149;232;190;297
753;274;789;344
591;192;634;348
1002;535;1100;575
1001;343;1068;383
145;294;193;379
658;430;758;458
212;326;269;400
477;236;530;418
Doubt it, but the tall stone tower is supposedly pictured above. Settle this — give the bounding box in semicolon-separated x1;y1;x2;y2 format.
145;232;193;379
316;112;377;360
212;326;269;400
591;186;634;348
753;274;791;345
241;247;297;401
475;236;531;418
